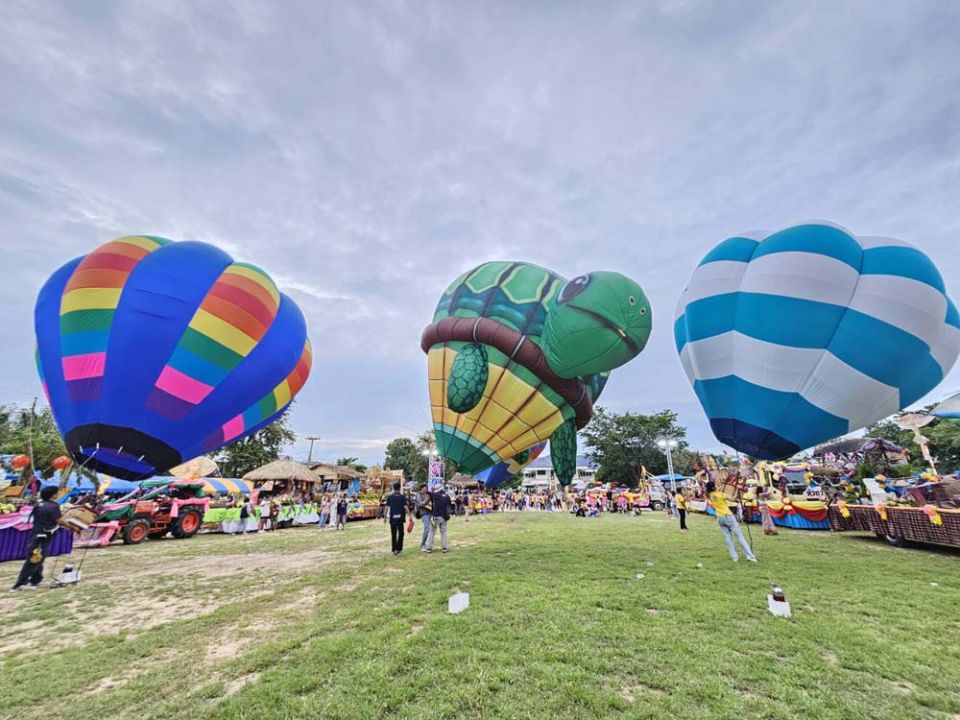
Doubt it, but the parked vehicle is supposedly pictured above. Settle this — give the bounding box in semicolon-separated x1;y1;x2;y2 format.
96;479;210;544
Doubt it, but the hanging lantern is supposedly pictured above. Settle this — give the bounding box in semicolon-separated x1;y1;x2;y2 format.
52;455;73;470
10;454;30;471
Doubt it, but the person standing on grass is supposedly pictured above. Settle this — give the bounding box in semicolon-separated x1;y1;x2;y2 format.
757;486;779;536
385;482;411;556
414;483;433;552
11;485;72;591
239;496;253;534
706;480;756;563
317;495;331;530
675;490;688;531
258;495;271;532
426;487;452;553
335;494;348;530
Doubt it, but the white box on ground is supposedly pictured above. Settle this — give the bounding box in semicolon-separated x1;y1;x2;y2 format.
448;592;470;614
767;595;791;618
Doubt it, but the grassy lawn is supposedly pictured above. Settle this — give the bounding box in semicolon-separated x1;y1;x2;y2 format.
1;511;958;720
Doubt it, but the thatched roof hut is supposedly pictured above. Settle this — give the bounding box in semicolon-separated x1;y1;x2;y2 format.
243;459;320;483
310;463;361;482
447;474;479;489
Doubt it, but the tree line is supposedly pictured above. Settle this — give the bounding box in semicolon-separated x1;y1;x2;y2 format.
4;400;958;485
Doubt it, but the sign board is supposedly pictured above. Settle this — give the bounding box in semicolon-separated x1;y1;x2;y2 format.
429;459;444;491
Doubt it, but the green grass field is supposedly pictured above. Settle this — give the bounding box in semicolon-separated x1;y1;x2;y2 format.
1;511;958;720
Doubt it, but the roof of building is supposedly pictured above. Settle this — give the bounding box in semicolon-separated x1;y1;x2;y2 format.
242;459;320;483
526;455;596;470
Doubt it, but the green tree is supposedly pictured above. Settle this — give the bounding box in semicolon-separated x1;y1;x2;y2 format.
865;408;960;474
336;456;368;474
384;437;424;484
864;419;914;451
0;403;68;474
214;412;296;478
383;431;455;484
928;421;960;473
416;430;457;481
580;407;688;487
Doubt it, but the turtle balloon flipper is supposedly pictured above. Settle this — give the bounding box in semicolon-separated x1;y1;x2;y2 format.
447;343;488;413
549;417;578;486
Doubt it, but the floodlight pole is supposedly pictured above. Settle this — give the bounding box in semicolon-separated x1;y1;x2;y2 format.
658;439;678;494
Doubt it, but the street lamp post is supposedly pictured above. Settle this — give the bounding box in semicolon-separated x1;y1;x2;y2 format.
657;439;678;494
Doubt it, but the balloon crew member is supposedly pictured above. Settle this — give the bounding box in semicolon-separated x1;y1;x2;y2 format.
12;486;71;591
706;480;756;563
675;490;688;531
426;487;451;553
385;483;411;556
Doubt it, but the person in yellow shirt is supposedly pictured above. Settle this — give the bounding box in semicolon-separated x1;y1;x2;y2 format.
674;491;688;531
706;480;756;563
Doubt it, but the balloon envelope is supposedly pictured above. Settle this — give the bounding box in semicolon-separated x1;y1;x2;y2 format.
932;391;960;419
675;222;960;460
475;441;546;489
35;236;312;480
422;261;652;478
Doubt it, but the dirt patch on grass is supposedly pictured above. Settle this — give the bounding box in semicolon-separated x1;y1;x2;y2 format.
206;636;252;663
889;679;915;695
223;671;260;698
619;683;664;703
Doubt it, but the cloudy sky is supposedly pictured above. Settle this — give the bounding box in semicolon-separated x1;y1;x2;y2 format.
2;1;959;466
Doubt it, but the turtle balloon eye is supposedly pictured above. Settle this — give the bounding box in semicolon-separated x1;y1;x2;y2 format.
639;306;647;316
628;296;636;306
559;274;590;304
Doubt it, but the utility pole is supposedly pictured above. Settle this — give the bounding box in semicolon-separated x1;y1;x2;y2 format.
306;436;320;464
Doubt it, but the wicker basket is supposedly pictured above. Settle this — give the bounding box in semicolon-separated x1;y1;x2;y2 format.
846;505;876;532
827;506;856;531
886;507;960;546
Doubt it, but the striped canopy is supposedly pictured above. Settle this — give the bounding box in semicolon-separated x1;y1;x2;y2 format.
675;222;960;460
201;477;252;495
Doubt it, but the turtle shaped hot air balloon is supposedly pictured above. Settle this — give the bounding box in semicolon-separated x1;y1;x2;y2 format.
422;261;652;484
35;235;312;480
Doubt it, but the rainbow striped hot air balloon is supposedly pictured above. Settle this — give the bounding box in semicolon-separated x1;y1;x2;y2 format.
675;222;960;460
35;236;311;480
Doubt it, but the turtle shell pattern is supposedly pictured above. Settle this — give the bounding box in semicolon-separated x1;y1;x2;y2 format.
427;261;606;475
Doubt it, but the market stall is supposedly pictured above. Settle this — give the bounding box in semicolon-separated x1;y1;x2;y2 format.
0;506;74;562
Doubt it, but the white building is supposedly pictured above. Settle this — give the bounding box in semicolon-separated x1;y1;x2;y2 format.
522;455;597;490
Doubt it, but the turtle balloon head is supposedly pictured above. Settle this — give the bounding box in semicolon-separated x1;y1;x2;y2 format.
543;271;652;378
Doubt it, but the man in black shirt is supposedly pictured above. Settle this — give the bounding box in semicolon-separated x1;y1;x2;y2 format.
384;483;410;556
426;488;452;553
12;486;69;591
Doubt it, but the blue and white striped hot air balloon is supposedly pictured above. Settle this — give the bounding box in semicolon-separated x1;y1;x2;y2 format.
674;222;960;460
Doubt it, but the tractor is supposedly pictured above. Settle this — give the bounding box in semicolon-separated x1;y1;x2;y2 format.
96;479;211;544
